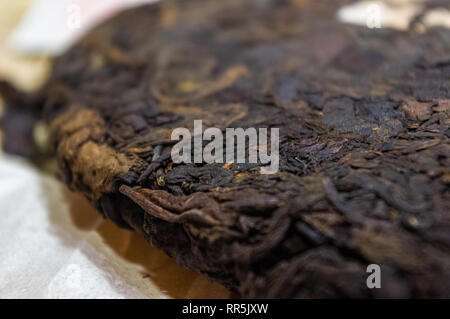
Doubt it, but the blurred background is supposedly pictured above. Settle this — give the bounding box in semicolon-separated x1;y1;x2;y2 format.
0;0;230;299
0;0;48;92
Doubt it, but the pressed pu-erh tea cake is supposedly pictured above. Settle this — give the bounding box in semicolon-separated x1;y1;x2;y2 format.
1;0;450;298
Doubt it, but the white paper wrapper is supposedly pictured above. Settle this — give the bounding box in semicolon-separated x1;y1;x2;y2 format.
9;0;159;55
0;154;230;299
0;0;230;299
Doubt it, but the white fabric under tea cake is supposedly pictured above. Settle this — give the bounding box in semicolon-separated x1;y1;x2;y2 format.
8;0;159;55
